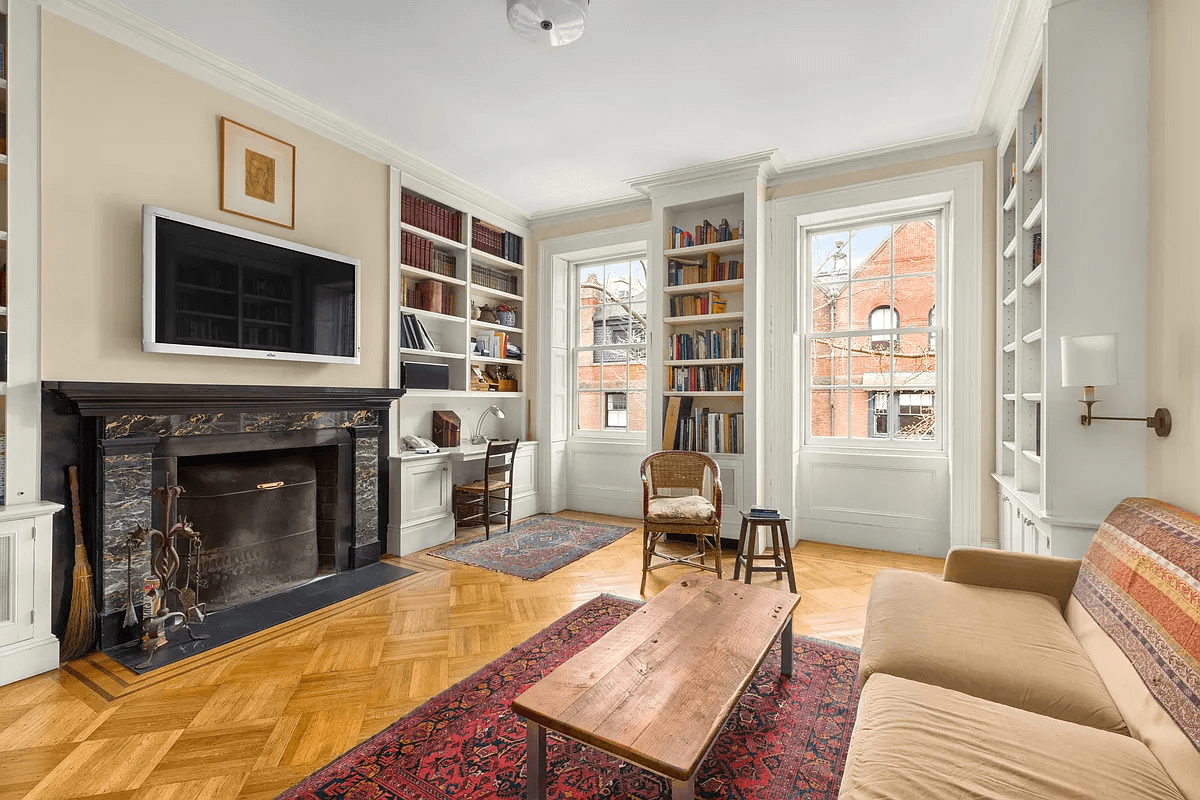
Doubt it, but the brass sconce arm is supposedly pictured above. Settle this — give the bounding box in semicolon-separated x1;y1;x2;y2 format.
1078;386;1172;437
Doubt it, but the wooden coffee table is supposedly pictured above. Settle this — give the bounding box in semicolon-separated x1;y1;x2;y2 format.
511;575;801;799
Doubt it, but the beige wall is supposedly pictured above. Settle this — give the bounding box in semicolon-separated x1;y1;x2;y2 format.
40;14;389;387
1147;0;1200;508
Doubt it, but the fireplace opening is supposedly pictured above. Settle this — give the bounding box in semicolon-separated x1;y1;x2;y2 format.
175;447;338;613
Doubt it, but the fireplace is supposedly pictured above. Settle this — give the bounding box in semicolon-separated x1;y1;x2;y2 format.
44;382;404;651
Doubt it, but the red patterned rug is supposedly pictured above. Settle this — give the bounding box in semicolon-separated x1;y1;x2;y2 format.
279;595;860;799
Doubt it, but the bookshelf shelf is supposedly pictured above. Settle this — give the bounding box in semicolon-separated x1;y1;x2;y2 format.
1023;135;1044;174
1023;199;1044;231
1003;393;1017;401
472;284;523;304
471;320;523;335
400;221;466;252
1003;185;1017;211
1022;449;1042;464
398;347;466;360
664;358;744;366
471;249;524;272
1003;341;1018;353
1003;289;1018;306
1003;441;1017;452
1022;392;1042;402
1023;264;1044;287
471;355;524;367
401;264;466;287
403;306;466;324
664;239;744;259
664;311;743;326
663;279;745;296
664;390;743;397
1022;328;1043;344
1003;236;1018;259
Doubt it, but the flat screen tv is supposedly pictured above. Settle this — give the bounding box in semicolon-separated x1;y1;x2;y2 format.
143;206;360;365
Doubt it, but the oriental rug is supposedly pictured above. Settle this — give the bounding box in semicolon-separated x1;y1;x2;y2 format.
432;515;635;580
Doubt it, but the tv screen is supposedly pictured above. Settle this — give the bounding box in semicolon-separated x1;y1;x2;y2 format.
143;206;359;364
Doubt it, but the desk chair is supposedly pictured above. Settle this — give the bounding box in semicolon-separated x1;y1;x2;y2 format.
639;451;723;594
455;439;518;540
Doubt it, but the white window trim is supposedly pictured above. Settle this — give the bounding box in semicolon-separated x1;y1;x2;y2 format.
571;252;649;441
766;163;983;550
803;206;946;451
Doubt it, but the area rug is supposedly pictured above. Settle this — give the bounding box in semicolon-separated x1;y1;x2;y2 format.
432;515;636;580
279;595;861;799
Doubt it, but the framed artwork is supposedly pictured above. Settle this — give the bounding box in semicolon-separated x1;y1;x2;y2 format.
220;116;295;229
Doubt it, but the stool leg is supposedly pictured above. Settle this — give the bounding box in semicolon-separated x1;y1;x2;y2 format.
780;521;798;594
733;518;748;581
770;526;784;580
743;523;755;586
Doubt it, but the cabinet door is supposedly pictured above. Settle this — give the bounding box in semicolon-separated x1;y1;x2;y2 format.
400;459;452;526
0;519;35;648
511;447;536;496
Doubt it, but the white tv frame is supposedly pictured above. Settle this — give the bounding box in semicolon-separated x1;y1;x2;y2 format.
142;205;361;365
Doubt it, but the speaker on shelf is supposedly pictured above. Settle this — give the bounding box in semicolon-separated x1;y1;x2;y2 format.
402;361;450;390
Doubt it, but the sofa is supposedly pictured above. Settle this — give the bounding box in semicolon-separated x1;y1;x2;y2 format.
838;497;1200;800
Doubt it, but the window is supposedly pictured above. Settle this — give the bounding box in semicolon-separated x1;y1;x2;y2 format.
605;392;628;429
575;257;648;435
808;213;942;443
868;306;899;348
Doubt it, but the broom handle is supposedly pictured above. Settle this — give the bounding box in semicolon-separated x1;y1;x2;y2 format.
69;466;85;548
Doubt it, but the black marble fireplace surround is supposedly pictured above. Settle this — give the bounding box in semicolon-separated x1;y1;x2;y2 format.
44;382;404;651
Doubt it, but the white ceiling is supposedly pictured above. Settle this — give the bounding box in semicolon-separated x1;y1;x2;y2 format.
113;0;1001;215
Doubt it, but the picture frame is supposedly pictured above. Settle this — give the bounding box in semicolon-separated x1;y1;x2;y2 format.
219;116;296;229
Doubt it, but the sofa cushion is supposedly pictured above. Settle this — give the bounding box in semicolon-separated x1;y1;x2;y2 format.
646;495;716;524
838;674;1185;800
860;569;1127;733
1072;497;1200;752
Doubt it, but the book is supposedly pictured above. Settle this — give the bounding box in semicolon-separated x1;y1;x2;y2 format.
662;396;682;450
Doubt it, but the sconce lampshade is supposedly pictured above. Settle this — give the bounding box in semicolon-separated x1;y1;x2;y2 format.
1061;333;1119;387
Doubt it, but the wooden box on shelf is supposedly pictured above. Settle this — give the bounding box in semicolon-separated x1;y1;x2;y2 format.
432;410;461;448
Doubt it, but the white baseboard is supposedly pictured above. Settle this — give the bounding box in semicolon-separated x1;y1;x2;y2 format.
0;635;60;687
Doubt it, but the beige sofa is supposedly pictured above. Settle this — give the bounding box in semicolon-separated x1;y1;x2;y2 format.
838;497;1200;800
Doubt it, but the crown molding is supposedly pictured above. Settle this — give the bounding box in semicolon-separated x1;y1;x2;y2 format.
528;194;650;231
769;131;997;189
969;0;1022;133
626;150;787;197
979;0;1050;137
36;0;533;228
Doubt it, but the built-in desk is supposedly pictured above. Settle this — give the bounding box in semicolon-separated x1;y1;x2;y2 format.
387;441;538;556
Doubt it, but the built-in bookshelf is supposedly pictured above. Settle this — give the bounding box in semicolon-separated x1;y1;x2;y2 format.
389;171;528;396
993;0;1149;559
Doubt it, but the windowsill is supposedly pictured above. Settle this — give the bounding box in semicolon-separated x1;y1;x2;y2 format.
800;441;947;456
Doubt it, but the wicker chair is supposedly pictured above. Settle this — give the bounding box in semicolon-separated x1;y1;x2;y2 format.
639;451;723;594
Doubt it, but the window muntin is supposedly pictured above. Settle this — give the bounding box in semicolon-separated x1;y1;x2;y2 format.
807;214;941;444
575;257;647;435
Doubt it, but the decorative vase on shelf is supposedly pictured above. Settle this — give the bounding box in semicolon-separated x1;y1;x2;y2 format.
471;302;482;321
496;308;517;328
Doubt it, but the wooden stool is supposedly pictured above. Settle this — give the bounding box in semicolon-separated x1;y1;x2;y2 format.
733;512;798;594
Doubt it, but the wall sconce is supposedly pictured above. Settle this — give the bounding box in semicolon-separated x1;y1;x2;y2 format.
472;405;506;444
1060;333;1171;437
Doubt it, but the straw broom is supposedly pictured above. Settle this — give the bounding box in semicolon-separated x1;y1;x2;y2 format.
60;466;96;662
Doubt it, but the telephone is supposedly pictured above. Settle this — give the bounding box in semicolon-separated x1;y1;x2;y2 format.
402;434;439;454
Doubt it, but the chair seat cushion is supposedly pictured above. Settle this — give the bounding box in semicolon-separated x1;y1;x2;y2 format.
838;674;1184;800
457;479;511;493
646;495;716;523
860;570;1127;733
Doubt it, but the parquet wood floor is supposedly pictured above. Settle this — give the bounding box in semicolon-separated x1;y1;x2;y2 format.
0;511;942;800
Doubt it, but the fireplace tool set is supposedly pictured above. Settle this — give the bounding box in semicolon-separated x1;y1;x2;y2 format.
123;484;209;668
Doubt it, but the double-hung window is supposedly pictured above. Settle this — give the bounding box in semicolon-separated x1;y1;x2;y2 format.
574;256;648;435
806;211;942;444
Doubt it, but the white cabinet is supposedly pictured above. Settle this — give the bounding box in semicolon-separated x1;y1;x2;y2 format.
510;443;538;521
0;503;65;686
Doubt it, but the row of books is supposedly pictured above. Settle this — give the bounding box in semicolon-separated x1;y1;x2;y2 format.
1032;232;1042;268
667;326;744;361
667;254;743;286
400;312;439;351
474;330;519;360
669;292;727;318
668;219;742;250
472;219;524;264
402;192;462;243
404;278;455;317
471;264;520;296
669;364;743;393
662;397;745;454
401;231;457;277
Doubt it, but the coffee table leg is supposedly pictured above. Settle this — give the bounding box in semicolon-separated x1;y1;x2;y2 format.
671;775;695;800
780;615;793;677
526;721;546;800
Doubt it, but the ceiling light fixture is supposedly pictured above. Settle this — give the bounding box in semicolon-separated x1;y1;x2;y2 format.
507;0;589;47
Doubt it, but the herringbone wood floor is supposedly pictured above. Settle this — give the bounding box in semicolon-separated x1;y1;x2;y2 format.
0;511;941;800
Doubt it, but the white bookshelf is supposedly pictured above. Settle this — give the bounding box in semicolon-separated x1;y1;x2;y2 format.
993;0;1149;559
389;171;529;395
